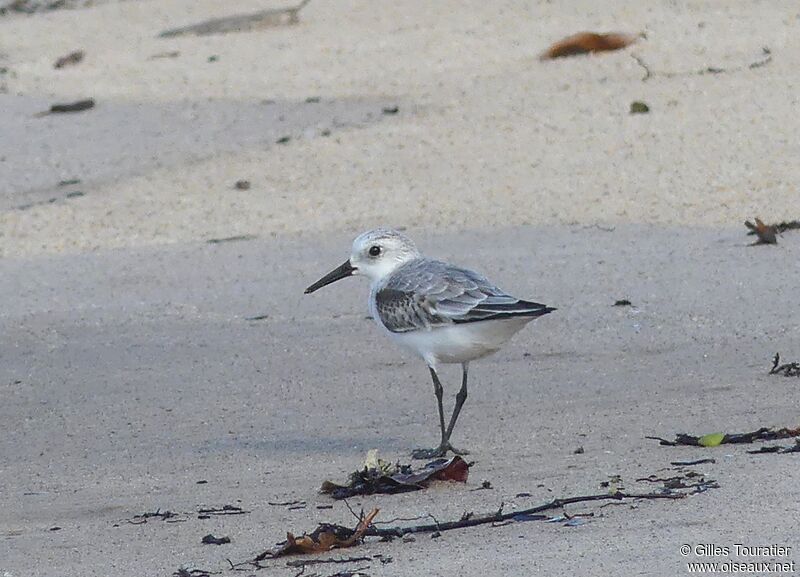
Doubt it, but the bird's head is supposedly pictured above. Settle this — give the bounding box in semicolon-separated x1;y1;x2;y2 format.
304;228;420;293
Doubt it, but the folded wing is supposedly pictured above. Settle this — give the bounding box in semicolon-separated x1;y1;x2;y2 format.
375;260;555;333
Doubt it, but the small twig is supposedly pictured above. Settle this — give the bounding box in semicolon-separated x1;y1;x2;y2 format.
631;54;652;81
373;513;439;526
227;557;266;572
326;567;370;577
206;234;257;245
342;499;363;523
749;49;773;69
671;458;715;467
630;47;772;82
285;556;371;569
748;440;800;455
363;491;684;538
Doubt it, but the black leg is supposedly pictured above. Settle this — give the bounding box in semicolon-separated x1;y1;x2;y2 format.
411;364;473;459
442;363;469;454
429;367;447;445
411;366;449;459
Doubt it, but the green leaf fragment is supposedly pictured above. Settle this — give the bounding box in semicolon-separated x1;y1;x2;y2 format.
698;432;726;447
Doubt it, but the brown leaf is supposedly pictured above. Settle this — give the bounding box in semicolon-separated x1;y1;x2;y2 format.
540;32;639;60
398;455;470;484
261;508;379;559
744;217;777;245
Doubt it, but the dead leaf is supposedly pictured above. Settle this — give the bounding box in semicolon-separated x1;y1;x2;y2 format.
46;98;95;114
540;32;639;60
744;218;777;245
697;432;725;447
770;353;800;377
54;50;85;69
259;508;379;559
320;456;469;499
201;534;230;545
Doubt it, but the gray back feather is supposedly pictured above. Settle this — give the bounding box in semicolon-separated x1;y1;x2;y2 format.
375;259;550;333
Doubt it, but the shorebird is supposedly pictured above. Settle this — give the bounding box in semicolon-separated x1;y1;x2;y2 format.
305;229;555;458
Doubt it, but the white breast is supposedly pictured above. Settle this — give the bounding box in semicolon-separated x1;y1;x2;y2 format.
372;307;533;368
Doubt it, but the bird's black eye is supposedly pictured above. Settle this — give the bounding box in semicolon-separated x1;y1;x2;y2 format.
369;245;381;257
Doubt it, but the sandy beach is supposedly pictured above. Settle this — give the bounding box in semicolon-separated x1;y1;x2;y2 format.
1;1;799;576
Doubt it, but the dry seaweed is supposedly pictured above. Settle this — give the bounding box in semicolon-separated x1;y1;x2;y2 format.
206;235;257;244
127;509;184;525
54;50;84;69
670;458;715;466
748;440;800;454
237;475;715;570
320;456;469;499
647;426;800;447
173;569;219;577
769;353;800;377
769;221;800;234
197;504;249;518
201;534;231;545
632;47;772;82
284;556;372;569
38;98;95;115
744;218;777;245
256;508;379;560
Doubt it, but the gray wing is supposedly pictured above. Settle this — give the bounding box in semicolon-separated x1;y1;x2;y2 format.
375;260;555;333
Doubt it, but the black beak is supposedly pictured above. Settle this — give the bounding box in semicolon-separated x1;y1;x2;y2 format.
304;260;355;294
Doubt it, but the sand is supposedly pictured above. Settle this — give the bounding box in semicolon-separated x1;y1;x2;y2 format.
1;1;799;576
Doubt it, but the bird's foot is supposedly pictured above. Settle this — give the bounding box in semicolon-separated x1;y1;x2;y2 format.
411;442;470;460
411;445;447;460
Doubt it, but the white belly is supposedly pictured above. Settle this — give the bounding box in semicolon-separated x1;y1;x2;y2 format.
383;317;533;366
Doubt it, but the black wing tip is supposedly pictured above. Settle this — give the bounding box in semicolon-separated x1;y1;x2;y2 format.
516;304;556;318
452;303;556;324
507;301;557;316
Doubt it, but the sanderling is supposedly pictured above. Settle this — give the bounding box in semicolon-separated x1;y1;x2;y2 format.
305;229;555;458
